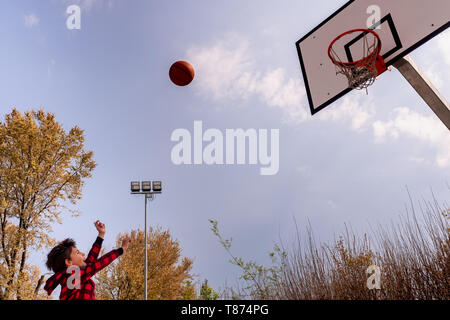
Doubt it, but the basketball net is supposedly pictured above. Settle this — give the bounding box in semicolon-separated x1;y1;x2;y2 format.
328;29;386;94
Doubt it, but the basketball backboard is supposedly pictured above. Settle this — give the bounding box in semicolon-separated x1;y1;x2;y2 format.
296;0;450;115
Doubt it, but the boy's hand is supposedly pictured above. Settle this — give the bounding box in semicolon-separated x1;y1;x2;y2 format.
121;236;132;253
94;220;106;238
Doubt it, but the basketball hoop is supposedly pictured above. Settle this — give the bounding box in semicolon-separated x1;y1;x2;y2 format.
328;29;387;92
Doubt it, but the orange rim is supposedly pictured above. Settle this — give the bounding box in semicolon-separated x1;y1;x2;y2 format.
328;28;382;67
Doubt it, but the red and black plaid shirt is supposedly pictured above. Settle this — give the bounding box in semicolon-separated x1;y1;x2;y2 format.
44;236;123;300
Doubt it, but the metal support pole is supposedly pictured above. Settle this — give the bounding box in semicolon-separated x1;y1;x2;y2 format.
144;195;148;300
392;55;450;131
130;181;161;301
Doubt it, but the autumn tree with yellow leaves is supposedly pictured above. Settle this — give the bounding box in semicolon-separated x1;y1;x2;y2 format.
0;108;96;300
95;228;194;300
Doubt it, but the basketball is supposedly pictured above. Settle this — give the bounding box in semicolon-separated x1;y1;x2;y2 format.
169;61;195;86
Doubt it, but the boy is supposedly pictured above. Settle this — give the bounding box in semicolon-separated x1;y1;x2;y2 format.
44;220;131;300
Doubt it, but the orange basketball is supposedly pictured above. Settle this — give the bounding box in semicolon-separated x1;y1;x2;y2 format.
169;61;195;86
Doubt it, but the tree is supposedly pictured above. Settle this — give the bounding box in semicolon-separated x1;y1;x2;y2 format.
95;227;194;300
199;279;219;300
182;280;197;300
0;108;96;299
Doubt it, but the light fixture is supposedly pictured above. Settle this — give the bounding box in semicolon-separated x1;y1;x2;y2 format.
141;181;152;192
152;181;162;192
130;181;140;193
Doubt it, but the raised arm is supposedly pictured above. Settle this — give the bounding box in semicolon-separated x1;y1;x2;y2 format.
79;236;131;284
85;221;106;263
84;236;103;264
79;248;123;283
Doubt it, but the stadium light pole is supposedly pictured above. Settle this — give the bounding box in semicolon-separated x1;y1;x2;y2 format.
130;180;162;300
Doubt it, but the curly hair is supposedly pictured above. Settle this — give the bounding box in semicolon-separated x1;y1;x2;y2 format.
46;238;76;273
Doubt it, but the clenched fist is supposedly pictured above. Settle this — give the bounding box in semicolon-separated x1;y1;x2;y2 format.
94;220;106;238
121;236;132;253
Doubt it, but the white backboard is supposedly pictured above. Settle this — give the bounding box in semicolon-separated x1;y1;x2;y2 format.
296;0;450;114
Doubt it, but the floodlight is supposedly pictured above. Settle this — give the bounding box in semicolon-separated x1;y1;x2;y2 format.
131;181;140;192
141;181;152;192
152;181;162;192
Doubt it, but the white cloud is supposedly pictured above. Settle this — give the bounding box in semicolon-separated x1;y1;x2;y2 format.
24;13;39;28
413;29;450;90
256;68;308;123
436;29;450;67
187;35;253;100
186;34;309;123
422;65;444;90
317;94;375;132
373;107;450;167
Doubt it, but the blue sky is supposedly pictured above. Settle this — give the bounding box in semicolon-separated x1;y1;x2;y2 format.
1;0;449;298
